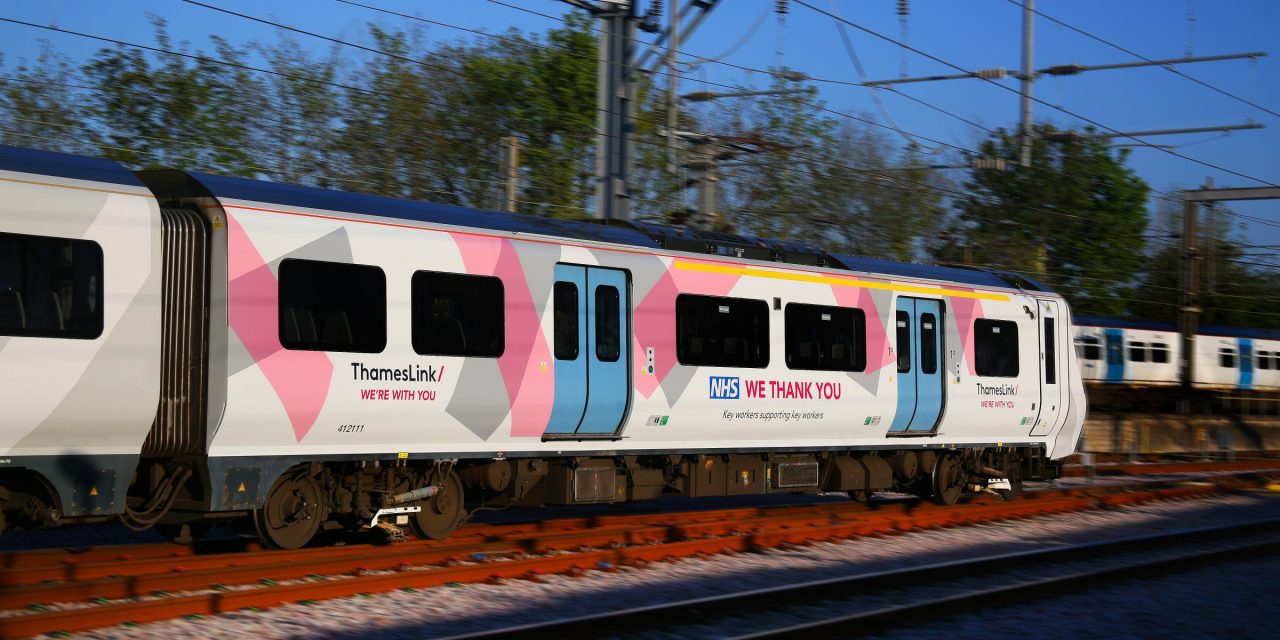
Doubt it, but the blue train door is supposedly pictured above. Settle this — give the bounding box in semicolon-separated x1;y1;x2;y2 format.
1104;329;1125;383
889;297;945;434
1239;338;1254;390
543;264;631;437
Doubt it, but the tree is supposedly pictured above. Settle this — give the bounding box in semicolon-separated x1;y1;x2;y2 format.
941;125;1150;316
0;43;88;155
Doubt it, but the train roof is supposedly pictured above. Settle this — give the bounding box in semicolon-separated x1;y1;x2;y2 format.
1072;316;1178;331
180;171;1051;293
1075;316;1280;340
0;144;146;188
2;144;1055;295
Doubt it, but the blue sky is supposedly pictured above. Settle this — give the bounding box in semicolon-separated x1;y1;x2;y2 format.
2;1;1278;251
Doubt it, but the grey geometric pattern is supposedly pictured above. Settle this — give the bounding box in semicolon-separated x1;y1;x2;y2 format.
267;227;354;276
445;358;510;440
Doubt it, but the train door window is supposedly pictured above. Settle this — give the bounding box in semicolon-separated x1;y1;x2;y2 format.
676;294;769;368
920;313;938;375
1106;339;1124;366
1150;342;1170;364
896;311;911;373
1128;341;1147;363
595;285;620;362
975;319;1019;377
1259;351;1272;371
280;259;385;353
0;231;104;339
1077;336;1101;360
784;303;867;372
411;270;504;357
553;282;578;360
1219;347;1237;369
1044;317;1056;384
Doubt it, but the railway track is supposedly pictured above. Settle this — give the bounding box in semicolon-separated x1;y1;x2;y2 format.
0;465;1276;638
449;517;1280;639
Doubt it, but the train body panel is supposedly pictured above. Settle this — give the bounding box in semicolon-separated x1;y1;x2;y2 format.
0;148;162;517
1;145;1089;535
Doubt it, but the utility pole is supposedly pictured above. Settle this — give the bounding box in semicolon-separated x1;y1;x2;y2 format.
666;0;679;175
497;136;520;213
1178;182;1202;415
1018;0;1035;168
594;1;639;221
1177;184;1280;414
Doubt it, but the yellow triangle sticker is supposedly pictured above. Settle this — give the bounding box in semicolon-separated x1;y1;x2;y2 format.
89;486;99;496
237;482;247;493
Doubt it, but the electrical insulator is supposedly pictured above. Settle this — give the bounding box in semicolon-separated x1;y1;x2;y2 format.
897;0;909;16
974;68;1008;80
971;157;1008;171
649;0;661;19
776;0;789;15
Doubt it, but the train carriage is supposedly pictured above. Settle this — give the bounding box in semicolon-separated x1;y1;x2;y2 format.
0;145;1086;547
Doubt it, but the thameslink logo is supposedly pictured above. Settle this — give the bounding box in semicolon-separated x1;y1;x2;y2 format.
976;383;1018;396
709;376;740;399
351;362;444;383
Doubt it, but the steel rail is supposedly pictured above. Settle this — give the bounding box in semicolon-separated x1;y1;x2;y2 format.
442;517;1280;639
0;478;1259;637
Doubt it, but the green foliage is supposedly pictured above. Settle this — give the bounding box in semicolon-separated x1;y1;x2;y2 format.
0;42;88;154
943;125;1150;315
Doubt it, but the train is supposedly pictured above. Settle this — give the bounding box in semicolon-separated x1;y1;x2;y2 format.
1;145;1086;548
1073;317;1280;390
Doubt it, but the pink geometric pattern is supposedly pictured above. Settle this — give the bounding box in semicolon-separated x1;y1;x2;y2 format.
830;284;893;372
633;259;741;399
452;236;553;437
226;213;333;442
944;287;984;376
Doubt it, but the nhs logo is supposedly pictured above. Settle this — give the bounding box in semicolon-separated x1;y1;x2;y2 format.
709;376;740;399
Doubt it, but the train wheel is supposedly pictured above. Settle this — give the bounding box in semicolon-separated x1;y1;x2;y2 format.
254;468;325;550
409;468;465;540
931;455;965;506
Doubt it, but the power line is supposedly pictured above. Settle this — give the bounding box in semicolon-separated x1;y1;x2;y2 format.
792;0;1280;188
1014;0;1280;121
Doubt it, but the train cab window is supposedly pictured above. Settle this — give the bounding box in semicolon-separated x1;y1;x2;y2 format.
1044;317;1056;384
1150;342;1170;364
1077;336;1101;360
785;303;867;372
974;319;1019;377
411;271;504;357
1219;347;1237;369
595;285;621;362
920;313;938;375
0;231;103;339
553;282;578;360
676;294;769;368
1128;341;1147;363
896;312;911;373
279;259;386;353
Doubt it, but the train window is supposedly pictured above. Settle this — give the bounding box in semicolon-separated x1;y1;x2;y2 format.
1219;348;1237;369
0;231;103;339
1077;336;1101;360
280;259;386;353
553;282;578;360
595;285;621;362
676;294;769;368
1260;351;1273;371
785;303;867;372
1150;343;1170;364
896;312;911;373
1044;317;1056;384
975;319;1019;377
1128;341;1147;363
920;313;938;375
411;270;504;357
